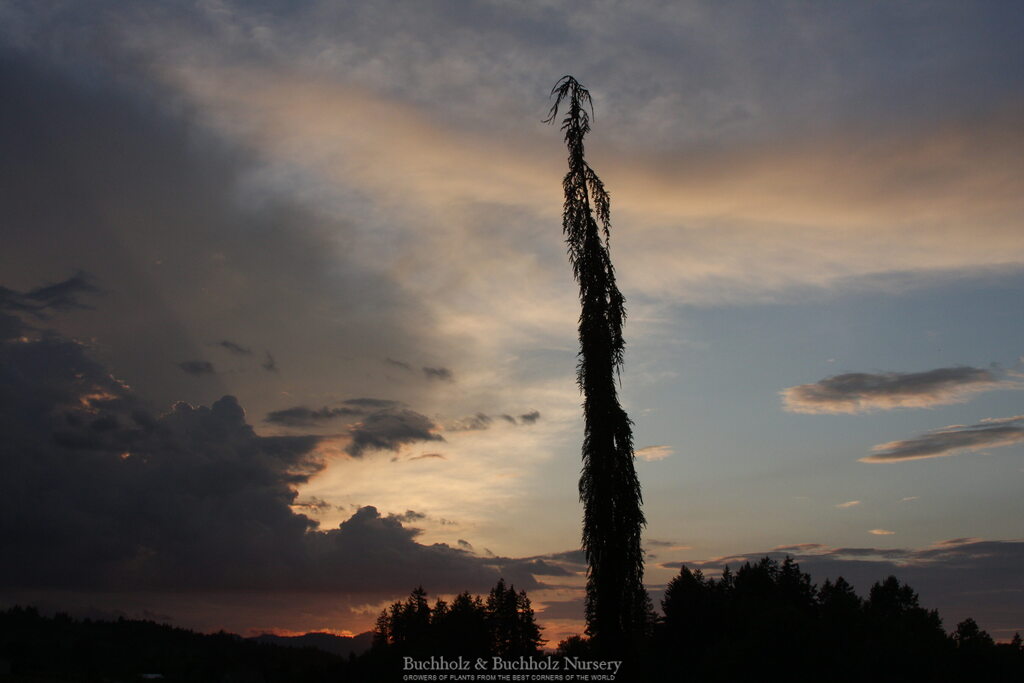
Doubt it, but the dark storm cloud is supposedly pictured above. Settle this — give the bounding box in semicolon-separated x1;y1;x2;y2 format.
346;408;444;457
0;314;510;595
863;415;1024;462
781;367;1008;414
422;366;454;382
0;312;316;589
215;340;252;355
0;272;99;317
309;506;516;593
671;539;1024;638
0;37;440;417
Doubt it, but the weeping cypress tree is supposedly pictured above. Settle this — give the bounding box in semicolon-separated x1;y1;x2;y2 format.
545;75;646;648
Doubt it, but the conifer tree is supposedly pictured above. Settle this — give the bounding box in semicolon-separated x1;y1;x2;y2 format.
546;75;646;647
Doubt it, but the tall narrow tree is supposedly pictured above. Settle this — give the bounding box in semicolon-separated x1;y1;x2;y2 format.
546;76;646;648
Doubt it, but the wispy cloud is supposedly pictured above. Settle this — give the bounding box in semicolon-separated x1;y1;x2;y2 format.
409;453;446;461
422;366;454;382
170;64;1024;313
863;414;1024;463
781;367;1013;414
0;272;99;317
177;360;215;376
636;445;673;462
869;529;896;536
215;339;252;355
835;500;861;509
261;352;278;373
445;413;493;432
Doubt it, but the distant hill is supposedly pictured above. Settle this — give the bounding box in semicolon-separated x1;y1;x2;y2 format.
0;606;353;682
250;631;374;658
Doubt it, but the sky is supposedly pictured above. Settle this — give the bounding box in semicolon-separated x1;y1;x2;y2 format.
1;0;1022;644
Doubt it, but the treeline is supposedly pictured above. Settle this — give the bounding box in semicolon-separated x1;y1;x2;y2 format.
370;579;544;659
4;560;1022;682
649;556;1023;681
0;606;353;682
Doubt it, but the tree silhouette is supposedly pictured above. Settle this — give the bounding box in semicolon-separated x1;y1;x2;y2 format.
545;75;646;648
371;581;542;659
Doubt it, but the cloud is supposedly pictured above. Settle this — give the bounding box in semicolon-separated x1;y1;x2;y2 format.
345;408;444;457
443;410;542;432
291;497;335;514
265;405;364;427
174;61;1024;311
0;313;510;595
261;352;278;373
343;398;403;410
493;558;573;587
518;410;541;425
308;506;518;593
636;445;673;462
0;272;99;317
408;452;446;461
422;366;454;382
863;414;1024;462
177;360;215;375
265;399;444;456
446;413;493;432
0;42;449;432
781;366;1012;414
835;500;861;509
387;510;427;524
216;340;251;355
265;399;406;428
386;358;413;372
869;529;896;536
770;543;827;554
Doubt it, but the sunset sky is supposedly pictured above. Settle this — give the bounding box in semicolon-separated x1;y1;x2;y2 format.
1;1;1022;644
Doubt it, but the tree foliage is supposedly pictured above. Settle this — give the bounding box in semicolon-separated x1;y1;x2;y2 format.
546;74;646;649
372;581;544;659
656;556;1022;681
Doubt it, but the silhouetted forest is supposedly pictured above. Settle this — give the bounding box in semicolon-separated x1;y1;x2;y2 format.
3;559;1022;682
649;556;1023;681
363;579;544;673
